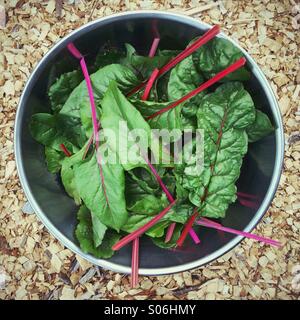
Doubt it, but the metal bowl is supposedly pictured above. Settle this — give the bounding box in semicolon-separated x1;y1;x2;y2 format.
14;11;284;275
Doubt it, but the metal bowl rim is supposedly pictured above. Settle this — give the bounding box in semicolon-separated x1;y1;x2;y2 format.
14;10;284;275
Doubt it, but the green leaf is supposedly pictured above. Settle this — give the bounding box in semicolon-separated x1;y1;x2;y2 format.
176;82;255;218
168;54;205;116
125;168;169;215
128;194;169;216
247;110;273;143
91;212;107;248
152;224;183;248
100;81;153;171
61;143;89;205
73;153;127;231
131;99;182;132
45;146;64;173
194;37;250;81
122;202;193;233
59;64;139;118
30;113;86;152
79;99;102;138
146;221;169;238
48;70;83;113
75;205;120;259
121;44;172;79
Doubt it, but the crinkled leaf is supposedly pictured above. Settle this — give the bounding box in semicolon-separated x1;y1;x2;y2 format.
176;82;255;218
30;113;85;152
48;70;83;113
247;110;273;143
73;153;127;231
75;205;120;259
168;54;205;118
194;37;250;81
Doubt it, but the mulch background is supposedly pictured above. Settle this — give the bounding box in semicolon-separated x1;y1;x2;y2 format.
0;0;299;300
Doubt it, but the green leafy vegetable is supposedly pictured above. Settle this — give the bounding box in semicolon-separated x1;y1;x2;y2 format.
73;152;127;231
45;147;64;173
176;82;255;218
247;110;273;143
132;99;182;131
194;37;250;81
48;70;83;113
30;113;85;152
75;205;120;258
59;64;139;118
29;38;273;260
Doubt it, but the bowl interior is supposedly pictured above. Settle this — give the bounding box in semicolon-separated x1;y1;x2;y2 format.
16;13;280;273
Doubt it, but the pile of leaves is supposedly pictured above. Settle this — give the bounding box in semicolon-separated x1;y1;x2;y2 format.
29;36;274;260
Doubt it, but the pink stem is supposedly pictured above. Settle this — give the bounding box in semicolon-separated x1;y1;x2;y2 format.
196;218;282;247
112;201;176;251
143;155;174;203
141;68;159;101
131;237;139;288
67;43;109;205
239;198;259;209
148;38;160;58
165;223;176;243
189;228;201;244
59;143;72;157
237;192;260;200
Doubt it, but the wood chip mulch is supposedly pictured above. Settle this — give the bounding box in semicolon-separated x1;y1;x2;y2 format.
0;0;299;300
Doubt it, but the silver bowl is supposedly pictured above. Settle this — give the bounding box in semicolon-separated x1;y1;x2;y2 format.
14;11;284;275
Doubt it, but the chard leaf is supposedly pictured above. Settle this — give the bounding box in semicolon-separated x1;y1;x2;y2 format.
30;113;85;152
61;143;89;205
131;99;182;132
146;221;170;238
168;54;205;118
73;153;127;231
75;205;120;258
121;44;172;79
122;202;193;233
59;64;139;118
194;37;250;81
79;99;102;137
100;82;152;171
45;147;64;173
91;212;107;248
176;82;255;218
48;70;83;113
125;168;169;215
247;110;273;143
